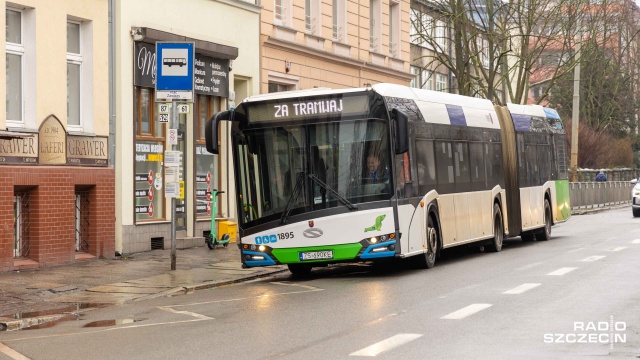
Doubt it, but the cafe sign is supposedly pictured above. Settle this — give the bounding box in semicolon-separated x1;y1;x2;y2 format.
39;115;67;165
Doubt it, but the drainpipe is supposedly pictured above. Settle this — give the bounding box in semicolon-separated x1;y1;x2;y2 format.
108;0;116;168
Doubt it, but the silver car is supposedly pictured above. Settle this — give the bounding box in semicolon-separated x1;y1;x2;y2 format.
632;178;640;217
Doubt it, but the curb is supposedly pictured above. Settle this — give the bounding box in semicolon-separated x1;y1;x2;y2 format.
571;203;630;215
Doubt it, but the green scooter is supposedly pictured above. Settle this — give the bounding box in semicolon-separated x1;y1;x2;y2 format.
205;189;230;250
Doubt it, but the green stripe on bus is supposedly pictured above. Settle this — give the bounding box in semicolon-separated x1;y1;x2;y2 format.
555;179;571;221
271;243;363;263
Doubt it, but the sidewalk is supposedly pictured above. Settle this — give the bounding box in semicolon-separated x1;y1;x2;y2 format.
0;243;287;331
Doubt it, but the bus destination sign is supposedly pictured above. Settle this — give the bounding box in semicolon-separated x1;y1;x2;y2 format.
246;94;369;123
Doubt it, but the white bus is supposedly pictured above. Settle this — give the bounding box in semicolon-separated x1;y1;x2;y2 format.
205;84;570;275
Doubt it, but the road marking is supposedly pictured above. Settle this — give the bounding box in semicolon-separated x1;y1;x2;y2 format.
157;306;213;320
503;283;541;295
350;334;422;357
608;247;627;252
168;282;324;308
547;267;578;276
515;262;543;271
441;304;492;320
631;239;640;244
0;342;30;360
581;255;606;262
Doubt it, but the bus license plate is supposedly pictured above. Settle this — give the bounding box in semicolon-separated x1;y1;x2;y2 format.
299;250;333;261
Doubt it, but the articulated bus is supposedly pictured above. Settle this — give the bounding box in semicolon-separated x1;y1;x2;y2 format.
205;84;570;275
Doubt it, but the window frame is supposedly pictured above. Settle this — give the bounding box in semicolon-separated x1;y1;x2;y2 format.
332;0;346;42
274;0;292;27
6;8;24;127
67;20;83;131
370;0;381;52
436;73;447;92
389;0;400;57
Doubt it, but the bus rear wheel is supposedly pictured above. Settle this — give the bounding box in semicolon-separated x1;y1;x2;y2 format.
288;264;312;276
535;199;552;241
486;203;503;252
416;215;439;269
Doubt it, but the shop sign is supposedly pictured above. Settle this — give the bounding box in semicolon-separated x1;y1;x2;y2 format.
0;135;38;165
67;135;108;166
38;115;66;165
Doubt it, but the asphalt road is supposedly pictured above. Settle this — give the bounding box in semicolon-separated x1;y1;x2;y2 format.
2;207;640;359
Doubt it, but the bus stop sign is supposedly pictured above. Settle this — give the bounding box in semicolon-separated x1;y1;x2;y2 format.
155;42;195;101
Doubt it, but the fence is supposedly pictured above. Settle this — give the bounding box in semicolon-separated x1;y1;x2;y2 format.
569;181;633;210
577;168;639;182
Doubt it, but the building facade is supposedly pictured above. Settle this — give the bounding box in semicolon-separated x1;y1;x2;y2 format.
114;0;260;254
0;0;114;271
261;0;413;93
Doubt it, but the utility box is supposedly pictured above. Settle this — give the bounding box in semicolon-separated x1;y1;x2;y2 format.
218;221;237;243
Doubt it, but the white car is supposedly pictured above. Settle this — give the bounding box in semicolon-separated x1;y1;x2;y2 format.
632;178;640;217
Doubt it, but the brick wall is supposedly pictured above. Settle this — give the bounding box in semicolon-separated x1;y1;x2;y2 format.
0;166;115;271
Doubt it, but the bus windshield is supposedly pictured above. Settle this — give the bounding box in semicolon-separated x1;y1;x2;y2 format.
234;119;392;226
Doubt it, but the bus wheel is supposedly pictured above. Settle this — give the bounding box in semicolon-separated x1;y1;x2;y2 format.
486;203;503;252
536;199;552;241
417;215;439;269
288;264;312;276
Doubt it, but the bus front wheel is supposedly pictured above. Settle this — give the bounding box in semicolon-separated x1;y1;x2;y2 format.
535;199;552;241
486;203;503;252
288;264;312;276
416;215;439;269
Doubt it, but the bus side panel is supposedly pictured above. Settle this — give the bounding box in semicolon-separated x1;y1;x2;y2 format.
520;186;545;231
554;180;571;222
397;203;419;254
438;194;457;246
454;194;472;244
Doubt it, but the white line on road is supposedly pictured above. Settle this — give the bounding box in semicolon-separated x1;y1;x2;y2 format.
157;306;213;320
0;342;30;360
441;304;492;320
503;283;541;295
350;334;423;357
547;267;578;276
608;247;627;252
631;239;640;244
581;255;606;262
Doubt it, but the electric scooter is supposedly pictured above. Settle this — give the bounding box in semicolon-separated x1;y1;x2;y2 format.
205;189;230;250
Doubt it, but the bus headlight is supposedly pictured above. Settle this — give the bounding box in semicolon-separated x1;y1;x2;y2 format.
370;237;378;244
259;245;266;251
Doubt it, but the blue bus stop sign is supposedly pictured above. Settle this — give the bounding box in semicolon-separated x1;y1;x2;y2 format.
155;42;195;101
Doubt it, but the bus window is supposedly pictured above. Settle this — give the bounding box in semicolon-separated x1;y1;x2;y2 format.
416;139;436;194
435;141;455;194
454;142;471;192
469;142;486;191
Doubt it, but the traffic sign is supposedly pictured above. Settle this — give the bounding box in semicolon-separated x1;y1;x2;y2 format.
155;42;195;101
168;129;178;145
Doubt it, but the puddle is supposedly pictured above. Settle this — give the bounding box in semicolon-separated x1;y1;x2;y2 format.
83;319;144;328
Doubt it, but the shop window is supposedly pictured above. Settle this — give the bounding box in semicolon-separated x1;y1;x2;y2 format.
195;94;221;218
134;86;165;222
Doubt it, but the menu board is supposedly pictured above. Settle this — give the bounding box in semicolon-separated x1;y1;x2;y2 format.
135;141;164;221
196;144;217;217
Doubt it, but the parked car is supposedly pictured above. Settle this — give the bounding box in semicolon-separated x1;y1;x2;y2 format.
632;178;640;217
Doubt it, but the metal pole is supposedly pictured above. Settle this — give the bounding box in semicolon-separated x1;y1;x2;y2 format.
170;100;177;270
570;17;581;182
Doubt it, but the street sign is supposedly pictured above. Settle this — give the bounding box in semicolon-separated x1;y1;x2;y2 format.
177;104;190;114
168;129;178;145
158;103;171;114
158;113;169;123
155;42;195;101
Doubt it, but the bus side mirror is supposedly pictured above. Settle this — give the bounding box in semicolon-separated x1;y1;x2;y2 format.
205;110;233;154
392;108;409;154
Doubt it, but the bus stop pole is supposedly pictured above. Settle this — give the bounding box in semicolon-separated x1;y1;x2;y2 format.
170;99;177;271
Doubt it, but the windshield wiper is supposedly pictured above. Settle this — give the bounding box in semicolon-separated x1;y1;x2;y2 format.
308;174;359;211
280;171;306;225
